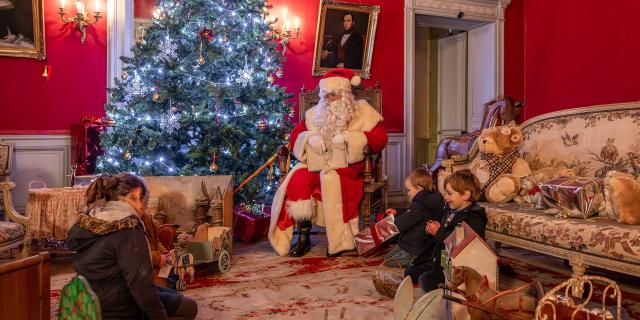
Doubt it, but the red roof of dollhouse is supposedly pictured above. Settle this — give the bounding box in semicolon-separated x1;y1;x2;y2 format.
444;222;499;260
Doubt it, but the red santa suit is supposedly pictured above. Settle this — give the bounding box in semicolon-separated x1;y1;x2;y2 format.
268;70;388;256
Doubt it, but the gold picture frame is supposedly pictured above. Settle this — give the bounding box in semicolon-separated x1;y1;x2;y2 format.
0;0;45;59
312;0;379;79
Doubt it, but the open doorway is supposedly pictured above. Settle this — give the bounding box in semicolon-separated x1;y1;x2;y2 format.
412;15;497;169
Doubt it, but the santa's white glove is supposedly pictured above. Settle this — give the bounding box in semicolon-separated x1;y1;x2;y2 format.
307;134;326;154
331;133;347;150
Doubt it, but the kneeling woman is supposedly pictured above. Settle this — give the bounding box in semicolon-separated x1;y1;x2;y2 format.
66;173;198;320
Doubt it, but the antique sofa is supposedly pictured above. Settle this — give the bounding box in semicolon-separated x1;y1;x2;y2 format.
439;101;640;278
0;139;31;258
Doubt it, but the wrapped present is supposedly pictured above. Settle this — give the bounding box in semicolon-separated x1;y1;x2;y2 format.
539;176;605;218
233;203;270;242
354;214;400;257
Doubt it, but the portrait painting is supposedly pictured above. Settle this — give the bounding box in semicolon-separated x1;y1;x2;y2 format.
312;1;379;79
0;0;45;59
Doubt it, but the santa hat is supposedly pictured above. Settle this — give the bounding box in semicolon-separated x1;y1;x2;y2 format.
318;68;362;92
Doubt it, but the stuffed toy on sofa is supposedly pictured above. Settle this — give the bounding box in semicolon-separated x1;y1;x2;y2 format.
603;171;640;225
469;121;533;203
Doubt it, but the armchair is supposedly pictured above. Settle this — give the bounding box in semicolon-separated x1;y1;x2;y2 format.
235;84;388;229
0;139;31;257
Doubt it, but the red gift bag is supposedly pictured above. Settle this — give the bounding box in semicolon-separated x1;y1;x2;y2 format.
354;215;400;257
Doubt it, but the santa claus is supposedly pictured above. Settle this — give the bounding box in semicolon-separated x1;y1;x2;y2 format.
268;68;388;257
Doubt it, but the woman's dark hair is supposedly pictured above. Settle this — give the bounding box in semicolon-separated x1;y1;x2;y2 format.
86;173;148;206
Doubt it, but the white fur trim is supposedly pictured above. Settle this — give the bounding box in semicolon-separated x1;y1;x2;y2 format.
344;131;368;164
269;163;306;256
305;100;382;133
320;169;357;255
292;131;315;162
319;77;351;92
287;199;315;221
350;75;361;87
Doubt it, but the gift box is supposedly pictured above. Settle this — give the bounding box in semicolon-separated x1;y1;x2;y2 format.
539;176;605;218
354;214;400;257
233;203;271;242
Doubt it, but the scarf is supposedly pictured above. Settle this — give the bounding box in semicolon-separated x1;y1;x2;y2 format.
479;148;520;193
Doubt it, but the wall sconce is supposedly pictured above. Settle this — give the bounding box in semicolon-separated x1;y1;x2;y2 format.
271;7;300;56
58;0;102;44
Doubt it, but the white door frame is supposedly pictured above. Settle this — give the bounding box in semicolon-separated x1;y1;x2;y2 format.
404;0;510;180
106;0;135;96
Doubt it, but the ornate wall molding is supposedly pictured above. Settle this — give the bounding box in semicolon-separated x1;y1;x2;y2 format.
406;0;511;21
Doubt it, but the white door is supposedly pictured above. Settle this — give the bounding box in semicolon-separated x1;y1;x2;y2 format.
437;32;467;142
467;23;496;131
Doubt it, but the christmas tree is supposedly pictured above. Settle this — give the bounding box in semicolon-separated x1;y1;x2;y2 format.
98;0;293;201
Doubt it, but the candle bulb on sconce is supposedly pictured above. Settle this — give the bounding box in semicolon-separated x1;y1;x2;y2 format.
58;0;102;44
271;7;301;56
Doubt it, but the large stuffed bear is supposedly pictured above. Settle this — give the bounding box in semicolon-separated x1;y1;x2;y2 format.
469;121;532;203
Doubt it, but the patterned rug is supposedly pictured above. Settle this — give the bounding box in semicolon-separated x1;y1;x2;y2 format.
50;239;640;319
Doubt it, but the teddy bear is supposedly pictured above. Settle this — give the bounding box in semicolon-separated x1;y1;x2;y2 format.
468;121;532;203
603;171;640;225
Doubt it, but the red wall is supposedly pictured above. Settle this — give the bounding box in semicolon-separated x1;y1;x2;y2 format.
521;0;640;119
504;0;524;103
268;0;404;132
0;0;107;133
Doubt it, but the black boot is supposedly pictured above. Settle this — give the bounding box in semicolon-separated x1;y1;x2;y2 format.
289;220;312;257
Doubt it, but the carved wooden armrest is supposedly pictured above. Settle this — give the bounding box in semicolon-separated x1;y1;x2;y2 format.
0;182;29;226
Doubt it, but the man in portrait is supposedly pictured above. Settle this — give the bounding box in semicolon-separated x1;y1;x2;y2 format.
321;12;364;70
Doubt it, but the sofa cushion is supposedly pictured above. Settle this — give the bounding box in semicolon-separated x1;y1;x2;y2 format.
484;203;640;264
0;221;25;243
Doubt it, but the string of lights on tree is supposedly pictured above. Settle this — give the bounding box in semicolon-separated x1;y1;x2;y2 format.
97;0;294;201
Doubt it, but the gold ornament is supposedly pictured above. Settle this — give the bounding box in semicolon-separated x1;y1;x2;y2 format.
122;150;132;161
267;163;274;181
258;119;267;131
288;108;295;118
147;139;158;150
121;72;128;80
152;91;160;102
209;162;219;172
198;40;205;65
267;75;274;84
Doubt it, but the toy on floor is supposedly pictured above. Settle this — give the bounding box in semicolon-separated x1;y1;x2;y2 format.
535;275;627;320
445;266;542;320
168;249;194;291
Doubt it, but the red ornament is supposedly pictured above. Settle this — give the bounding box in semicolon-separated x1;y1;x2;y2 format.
199;27;215;43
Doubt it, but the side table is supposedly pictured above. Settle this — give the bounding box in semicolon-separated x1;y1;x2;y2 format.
26;187;87;242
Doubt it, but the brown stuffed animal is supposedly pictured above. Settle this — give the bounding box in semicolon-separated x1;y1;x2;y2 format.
603;171;640;224
469;121;532;203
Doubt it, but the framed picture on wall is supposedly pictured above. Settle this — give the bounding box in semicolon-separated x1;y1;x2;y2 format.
134;18;153;44
0;0;45;59
312;0;380;79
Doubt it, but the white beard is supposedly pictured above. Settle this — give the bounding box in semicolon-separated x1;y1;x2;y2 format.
312;91;356;140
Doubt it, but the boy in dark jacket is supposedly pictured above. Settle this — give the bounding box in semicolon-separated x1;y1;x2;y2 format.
385;168;445;266
405;169;488;292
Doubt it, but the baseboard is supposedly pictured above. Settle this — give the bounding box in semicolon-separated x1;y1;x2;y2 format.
0;135;72;213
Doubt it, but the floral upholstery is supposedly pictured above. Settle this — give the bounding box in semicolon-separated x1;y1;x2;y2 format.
484;203;640;264
521;102;640;178
0;221;25;243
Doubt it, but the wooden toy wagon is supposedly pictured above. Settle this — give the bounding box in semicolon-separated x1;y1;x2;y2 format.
171;225;233;291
